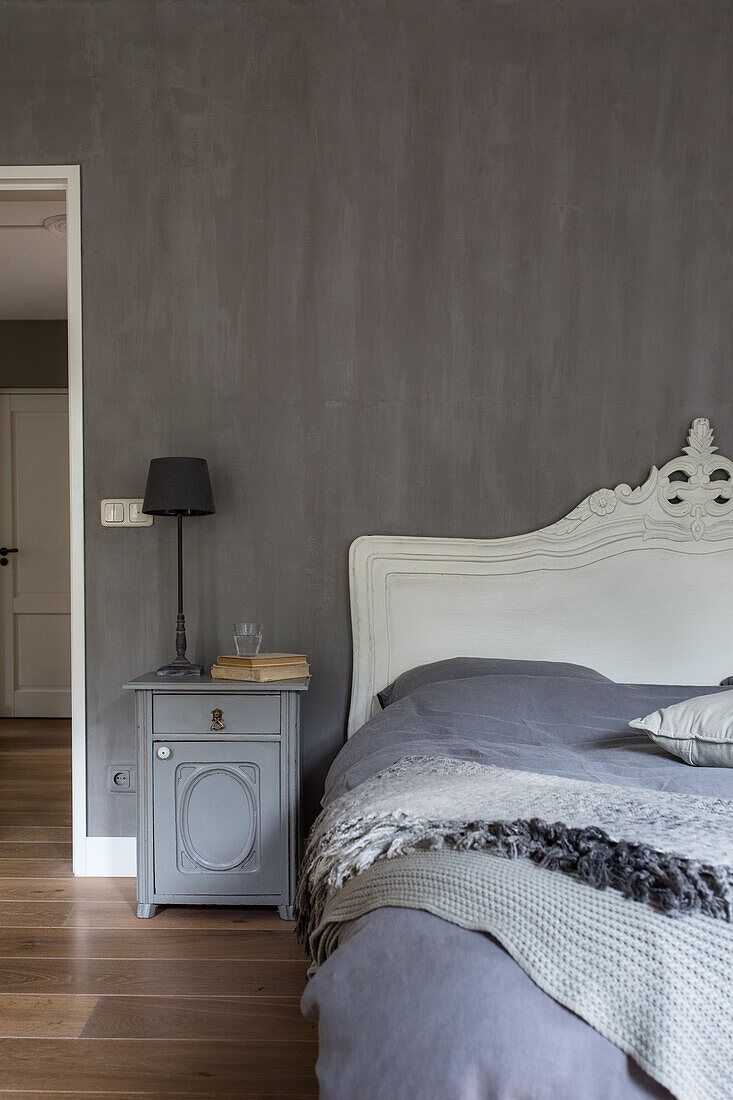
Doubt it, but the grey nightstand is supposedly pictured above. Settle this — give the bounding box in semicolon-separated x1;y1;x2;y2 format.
123;673;308;920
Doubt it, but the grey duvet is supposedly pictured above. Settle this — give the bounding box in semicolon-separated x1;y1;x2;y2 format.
300;668;733;1100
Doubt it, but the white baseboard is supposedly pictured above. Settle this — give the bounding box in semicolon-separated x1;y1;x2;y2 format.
81;835;136;877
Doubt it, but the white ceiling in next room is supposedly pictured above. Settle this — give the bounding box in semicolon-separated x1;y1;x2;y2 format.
0;196;67;319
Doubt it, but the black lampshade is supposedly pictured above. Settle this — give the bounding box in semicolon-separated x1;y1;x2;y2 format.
142;457;215;517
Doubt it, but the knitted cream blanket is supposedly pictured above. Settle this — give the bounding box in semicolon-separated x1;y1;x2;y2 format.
296;756;733;1100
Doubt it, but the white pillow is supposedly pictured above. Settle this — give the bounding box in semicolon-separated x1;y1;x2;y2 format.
630;690;733;767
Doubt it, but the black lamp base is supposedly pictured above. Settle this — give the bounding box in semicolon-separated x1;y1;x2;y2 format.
156;657;203;677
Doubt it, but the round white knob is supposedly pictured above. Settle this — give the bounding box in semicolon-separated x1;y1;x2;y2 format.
156;746;171;760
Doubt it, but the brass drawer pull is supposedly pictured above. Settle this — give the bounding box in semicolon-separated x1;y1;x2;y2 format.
210;707;225;731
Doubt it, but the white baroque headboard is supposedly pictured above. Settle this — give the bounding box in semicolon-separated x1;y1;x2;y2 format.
347;418;733;736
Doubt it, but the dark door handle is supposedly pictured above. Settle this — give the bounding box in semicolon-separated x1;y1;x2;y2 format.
0;547;18;566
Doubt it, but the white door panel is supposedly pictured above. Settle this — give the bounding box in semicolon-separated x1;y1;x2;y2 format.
0;393;71;717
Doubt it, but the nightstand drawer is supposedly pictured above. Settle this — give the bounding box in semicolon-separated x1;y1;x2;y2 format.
153;693;281;734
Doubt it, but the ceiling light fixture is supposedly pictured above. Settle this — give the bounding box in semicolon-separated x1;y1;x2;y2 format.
43;214;67;237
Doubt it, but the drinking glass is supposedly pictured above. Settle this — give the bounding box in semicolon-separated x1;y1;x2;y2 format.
233;622;263;656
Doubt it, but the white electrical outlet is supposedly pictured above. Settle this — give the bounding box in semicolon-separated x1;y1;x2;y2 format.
100;499;153;527
106;765;137;792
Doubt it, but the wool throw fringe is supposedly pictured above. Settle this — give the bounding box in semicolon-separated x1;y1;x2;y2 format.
296;756;733;946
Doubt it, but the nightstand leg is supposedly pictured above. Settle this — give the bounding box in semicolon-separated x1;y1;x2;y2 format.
278;904;294;921
137;903;159;918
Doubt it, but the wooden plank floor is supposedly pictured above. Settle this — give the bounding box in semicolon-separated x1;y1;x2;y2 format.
0;719;318;1096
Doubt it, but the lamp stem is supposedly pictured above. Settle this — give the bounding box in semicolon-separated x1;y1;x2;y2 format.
175;514;187;660
156;513;202;675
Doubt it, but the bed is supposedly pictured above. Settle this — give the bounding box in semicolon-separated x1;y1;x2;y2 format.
299;418;733;1100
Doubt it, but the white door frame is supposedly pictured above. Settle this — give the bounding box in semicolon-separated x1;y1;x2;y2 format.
0;166;87;874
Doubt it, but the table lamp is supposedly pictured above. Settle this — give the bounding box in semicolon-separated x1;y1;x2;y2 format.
142;457;215;676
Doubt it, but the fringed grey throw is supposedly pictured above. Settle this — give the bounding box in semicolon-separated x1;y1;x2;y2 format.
296;756;733;1100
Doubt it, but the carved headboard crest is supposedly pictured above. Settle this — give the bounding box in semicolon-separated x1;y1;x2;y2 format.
347;417;733;736
548;418;733;543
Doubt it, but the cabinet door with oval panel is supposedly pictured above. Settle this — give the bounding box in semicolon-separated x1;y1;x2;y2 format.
152;740;283;897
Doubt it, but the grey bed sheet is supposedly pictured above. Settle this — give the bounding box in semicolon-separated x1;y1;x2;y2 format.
301;673;733;1100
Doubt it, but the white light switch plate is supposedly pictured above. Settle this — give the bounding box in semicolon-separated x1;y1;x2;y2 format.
100;499;153;527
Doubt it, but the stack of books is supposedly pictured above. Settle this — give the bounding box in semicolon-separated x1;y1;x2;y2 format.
211;653;310;682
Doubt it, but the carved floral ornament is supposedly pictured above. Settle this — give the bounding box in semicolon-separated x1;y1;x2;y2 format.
549;418;733;542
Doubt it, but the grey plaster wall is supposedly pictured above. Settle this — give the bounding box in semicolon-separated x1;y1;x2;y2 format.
0;321;68;388
1;0;731;835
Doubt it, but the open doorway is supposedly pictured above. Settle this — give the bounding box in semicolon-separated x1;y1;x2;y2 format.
0;168;85;874
0;190;70;717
